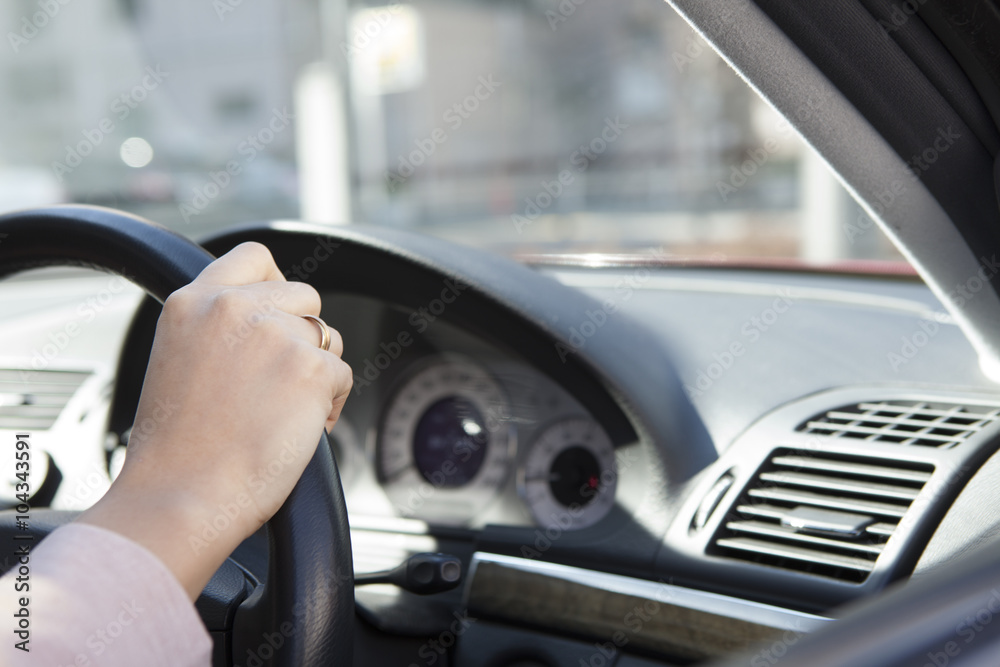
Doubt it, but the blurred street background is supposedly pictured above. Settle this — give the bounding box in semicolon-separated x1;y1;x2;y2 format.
0;0;904;262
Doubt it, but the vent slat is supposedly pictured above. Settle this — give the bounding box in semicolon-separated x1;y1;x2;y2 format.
867;523;896;537
715;537;876;572
823;411;985;432
856;402;1000;420
0;417;65;428
0;370;89;384
726;521;884;555
758;471;921;501
804;422;959;443
714;446;934;583
736;503;787;521
747;487;908;518
0;394;77;406
771;456;932;483
0;386;80;396
737;505;901;539
0;409;63;420
799;400;1000;448
0;369;91;430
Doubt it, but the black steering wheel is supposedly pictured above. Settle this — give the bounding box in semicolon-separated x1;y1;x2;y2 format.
0;204;353;667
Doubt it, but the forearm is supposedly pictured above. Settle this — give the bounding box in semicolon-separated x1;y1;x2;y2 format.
76;472;246;601
0;523;211;666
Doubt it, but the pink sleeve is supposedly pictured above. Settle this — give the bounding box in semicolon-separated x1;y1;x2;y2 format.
0;522;212;666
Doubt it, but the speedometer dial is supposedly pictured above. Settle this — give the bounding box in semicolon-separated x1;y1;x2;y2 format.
376;357;513;525
518;417;616;530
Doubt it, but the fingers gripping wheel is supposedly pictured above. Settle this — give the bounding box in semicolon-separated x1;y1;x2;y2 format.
0;205;354;667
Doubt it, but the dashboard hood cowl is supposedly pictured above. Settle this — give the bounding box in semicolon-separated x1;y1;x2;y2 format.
666;0;1000;381
193;221;719;486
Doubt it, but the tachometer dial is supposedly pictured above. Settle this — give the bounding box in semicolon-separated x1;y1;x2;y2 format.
377;358;513;525
519;417;616;530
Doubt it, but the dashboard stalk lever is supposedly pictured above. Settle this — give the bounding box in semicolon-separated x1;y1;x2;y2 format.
355;552;462;595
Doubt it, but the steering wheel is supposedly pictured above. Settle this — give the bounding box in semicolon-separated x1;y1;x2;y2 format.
0;205;354;667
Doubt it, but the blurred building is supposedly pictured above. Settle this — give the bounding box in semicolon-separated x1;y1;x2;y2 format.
0;0;901;261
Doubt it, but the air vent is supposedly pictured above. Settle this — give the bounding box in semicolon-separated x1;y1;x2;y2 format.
798;400;1000;448
0;369;91;431
711;449;933;582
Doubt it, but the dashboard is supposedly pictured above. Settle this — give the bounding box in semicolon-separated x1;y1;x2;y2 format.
6;223;1000;665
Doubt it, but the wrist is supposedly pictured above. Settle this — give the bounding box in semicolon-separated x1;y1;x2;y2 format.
77;471;250;600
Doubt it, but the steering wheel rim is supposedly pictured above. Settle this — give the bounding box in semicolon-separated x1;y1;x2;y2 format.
709;536;1000;667
0;204;354;667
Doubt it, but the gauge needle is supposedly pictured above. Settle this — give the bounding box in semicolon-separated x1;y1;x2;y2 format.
523;473;561;482
382;465;411;482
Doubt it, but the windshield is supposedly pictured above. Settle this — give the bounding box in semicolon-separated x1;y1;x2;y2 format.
1;0;907;265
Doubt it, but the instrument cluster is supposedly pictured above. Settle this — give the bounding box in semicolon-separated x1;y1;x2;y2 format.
359;354;619;531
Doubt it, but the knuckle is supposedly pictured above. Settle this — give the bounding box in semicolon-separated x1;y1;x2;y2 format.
162;286;201;320
333;357;353;393
340;361;354;393
305;355;332;389
237;241;279;271
296;282;322;304
212;287;254;319
255;313;286;339
327;328;344;355
237;241;272;261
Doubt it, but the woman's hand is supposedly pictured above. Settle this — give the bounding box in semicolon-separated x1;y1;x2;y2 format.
78;242;352;599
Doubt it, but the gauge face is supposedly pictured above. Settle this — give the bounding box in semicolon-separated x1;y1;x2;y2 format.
519;417;616;530
377;358;513;525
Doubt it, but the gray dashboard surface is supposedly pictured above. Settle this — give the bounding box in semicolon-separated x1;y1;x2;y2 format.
550;267;998;451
